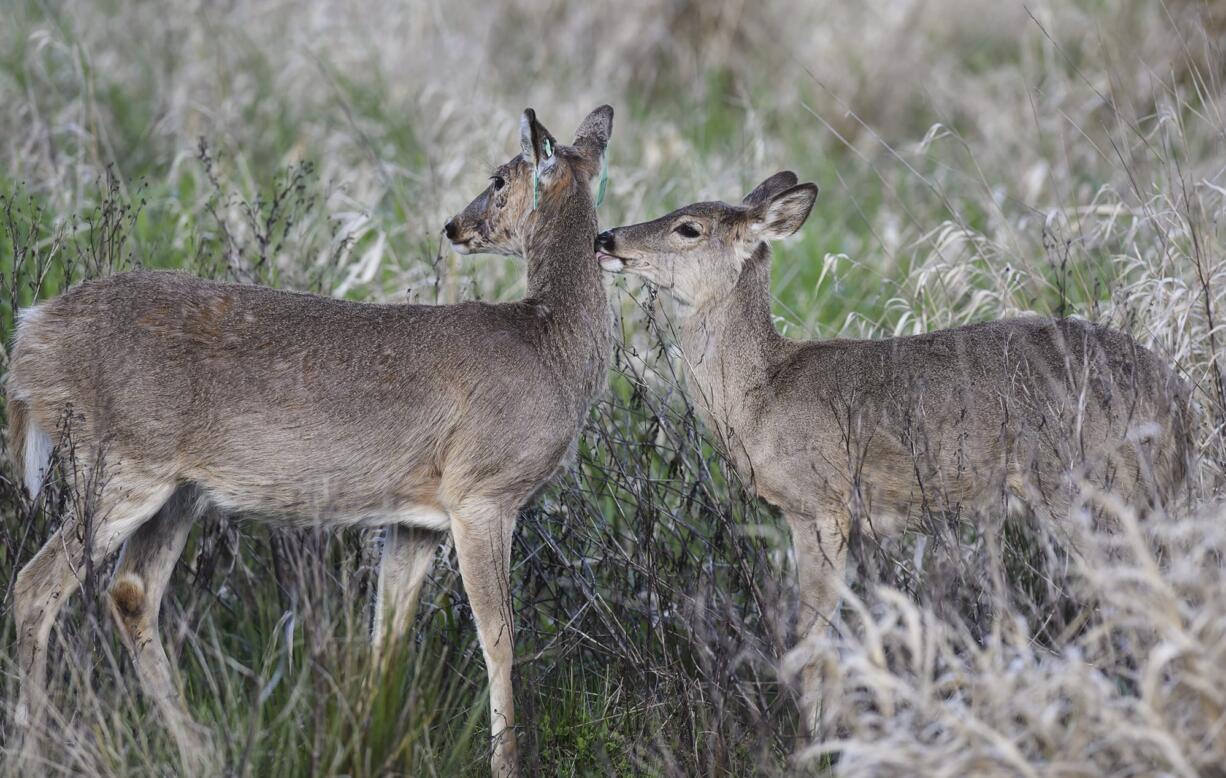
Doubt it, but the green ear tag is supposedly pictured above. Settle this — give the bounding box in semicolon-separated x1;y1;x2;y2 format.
532;139;554;211
596;151;608;208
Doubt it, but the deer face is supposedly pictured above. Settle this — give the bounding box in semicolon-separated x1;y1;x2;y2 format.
596;172;817;310
445;105;613;257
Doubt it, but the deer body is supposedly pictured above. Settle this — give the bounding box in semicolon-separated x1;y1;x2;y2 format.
598;171;1191;732
678;251;1188;528
12;269;601;528
9;105;614;777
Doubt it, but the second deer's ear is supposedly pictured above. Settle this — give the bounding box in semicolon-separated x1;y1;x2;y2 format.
520;108;559;172
742;171;799;207
748;183;819;241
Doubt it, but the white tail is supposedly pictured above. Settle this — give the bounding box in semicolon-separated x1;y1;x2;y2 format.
22;415;52;499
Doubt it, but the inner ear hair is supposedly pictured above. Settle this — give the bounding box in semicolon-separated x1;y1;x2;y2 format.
755;183;819;239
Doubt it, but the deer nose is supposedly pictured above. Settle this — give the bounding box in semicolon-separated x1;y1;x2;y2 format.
443;220;458;241
595;230;615;252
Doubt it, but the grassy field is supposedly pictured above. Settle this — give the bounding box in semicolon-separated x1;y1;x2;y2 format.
2;0;1226;775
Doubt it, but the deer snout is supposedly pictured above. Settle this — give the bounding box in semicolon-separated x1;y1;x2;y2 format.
595;230;626;272
444;218;475;254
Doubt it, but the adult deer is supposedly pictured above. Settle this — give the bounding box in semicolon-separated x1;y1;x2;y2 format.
596;171;1191;731
7;105;614;777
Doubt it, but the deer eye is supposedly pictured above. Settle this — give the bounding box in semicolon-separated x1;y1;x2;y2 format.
674;222;702;239
491;176;506;192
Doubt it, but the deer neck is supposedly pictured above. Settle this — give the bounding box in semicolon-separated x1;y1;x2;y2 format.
678;243;786;429
523;187;611;394
525;190;605;320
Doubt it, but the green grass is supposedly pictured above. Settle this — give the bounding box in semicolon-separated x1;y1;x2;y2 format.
3;0;1226;775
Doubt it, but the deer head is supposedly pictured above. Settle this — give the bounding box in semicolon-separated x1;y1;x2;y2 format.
445;105;613;257
596;171;817;310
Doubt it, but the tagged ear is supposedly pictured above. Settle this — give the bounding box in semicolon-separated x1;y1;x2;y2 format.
743;171;799;207
520;108;559;171
572;104;614;162
748;183;819;241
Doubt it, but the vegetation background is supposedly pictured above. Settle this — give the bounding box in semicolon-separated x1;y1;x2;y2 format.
1;0;1225;775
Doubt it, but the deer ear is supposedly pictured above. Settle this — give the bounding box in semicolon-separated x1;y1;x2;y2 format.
742;171;799;207
748;183;818;241
572;104;614;161
520;108;559;172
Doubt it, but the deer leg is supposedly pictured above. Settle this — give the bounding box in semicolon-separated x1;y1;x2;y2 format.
451;499;518;778
785;511;848;739
14;475;174;766
107;488;210;770
371;525;444;662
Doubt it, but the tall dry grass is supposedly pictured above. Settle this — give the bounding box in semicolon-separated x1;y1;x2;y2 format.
1;0;1224;774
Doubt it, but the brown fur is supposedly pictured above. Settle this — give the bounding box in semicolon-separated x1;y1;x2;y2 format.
10;272;602;520
600;171;1193;732
6;396;28;492
8;106;615;778
109;576;145;620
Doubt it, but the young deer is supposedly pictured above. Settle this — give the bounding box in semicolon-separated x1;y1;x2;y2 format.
7;105;614;777
596;171;1192;730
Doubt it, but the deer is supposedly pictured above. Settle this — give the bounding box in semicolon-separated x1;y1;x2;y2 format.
595;171;1192;733
6;104;614;777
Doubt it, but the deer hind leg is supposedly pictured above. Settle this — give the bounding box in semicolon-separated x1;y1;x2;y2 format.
784;511;849;741
107;485;211;770
13;473;174;765
371;524;445;662
451;499;519;778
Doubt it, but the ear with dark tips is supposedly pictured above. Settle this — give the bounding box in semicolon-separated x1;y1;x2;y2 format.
573;104;614;150
742;171;800;207
520;108;558;169
749;183;819;241
571;104;614;172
